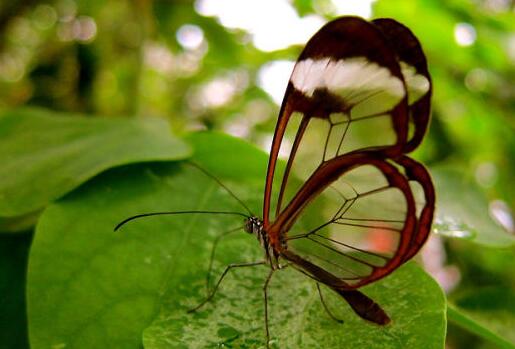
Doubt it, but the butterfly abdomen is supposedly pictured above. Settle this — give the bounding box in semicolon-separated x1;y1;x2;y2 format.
335;289;391;325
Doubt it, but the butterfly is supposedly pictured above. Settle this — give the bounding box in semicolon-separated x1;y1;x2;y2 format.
116;15;435;348
251;14;433;329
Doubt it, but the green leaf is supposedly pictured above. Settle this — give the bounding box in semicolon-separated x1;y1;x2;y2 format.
431;167;515;247
185;131;269;181
143;262;445;349
0;108;191;219
26;133;265;348
27;162;196;348
0;232;32;349
448;295;515;349
27;132;445;348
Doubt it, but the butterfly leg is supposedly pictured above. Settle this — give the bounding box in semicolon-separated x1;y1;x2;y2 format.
263;268;275;349
188;261;266;313
316;283;344;324
205;226;244;292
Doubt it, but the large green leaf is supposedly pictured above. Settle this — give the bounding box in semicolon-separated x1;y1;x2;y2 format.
143;260;445;349
431;167;515;247
0;108;191;219
27;132;445;348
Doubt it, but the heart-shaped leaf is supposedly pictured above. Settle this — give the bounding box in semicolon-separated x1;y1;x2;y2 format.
27;133;445;348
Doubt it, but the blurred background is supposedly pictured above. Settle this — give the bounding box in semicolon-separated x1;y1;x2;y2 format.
0;0;513;347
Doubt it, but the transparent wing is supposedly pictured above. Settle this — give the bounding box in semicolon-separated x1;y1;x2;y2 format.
278;155;434;289
271;153;418;288
372;18;432;153
263;17;434;289
263;18;433;225
263;17;410;225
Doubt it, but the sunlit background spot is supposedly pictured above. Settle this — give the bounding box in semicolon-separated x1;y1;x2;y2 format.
176;24;205;50
454;22;477;47
194;0;376;52
489;200;514;233
257;60;295;105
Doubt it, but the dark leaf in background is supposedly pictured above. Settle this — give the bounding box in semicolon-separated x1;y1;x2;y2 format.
0;232;32;349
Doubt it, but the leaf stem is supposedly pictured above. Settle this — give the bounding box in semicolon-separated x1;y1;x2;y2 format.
447;304;515;349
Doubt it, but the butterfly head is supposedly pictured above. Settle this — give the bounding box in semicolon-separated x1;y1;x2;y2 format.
245;216;280;268
244;216;263;236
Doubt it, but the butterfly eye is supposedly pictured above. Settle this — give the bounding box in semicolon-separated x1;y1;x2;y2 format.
244;219;252;233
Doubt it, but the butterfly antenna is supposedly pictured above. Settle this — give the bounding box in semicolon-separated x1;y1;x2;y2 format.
114;210;249;232
188;161;255;216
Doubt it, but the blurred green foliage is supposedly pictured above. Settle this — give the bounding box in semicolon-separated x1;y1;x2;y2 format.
0;0;514;348
0;0;513;210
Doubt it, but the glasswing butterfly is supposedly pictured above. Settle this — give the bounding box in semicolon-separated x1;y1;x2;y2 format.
116;16;435;348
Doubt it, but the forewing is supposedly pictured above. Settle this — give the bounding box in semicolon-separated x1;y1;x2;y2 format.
373;18;432;153
263;17;410;225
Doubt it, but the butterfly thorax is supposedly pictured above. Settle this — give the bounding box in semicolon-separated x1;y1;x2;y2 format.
244;216;280;270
